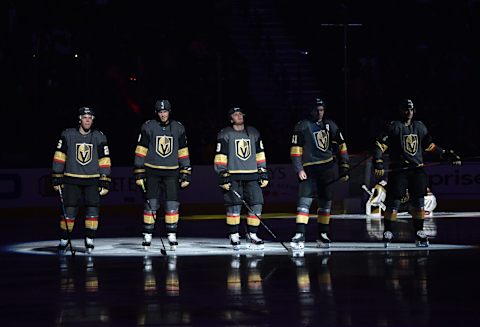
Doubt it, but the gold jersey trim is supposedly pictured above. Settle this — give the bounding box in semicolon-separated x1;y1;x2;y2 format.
178;147;189;158
425;143;436;152
214;154;228;164
303;157;334;167
375;141;388;153
54;151;67;162
144;163;179;170
256;152;266;162
290;146;303;156
229;169;258;173
98;157;111;167
135;145;148;156
64;173;100;178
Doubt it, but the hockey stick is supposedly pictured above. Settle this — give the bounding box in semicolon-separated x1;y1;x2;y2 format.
382;161;442;174
231;189;291;254
141;190;167;256
325;154;372;186
361;185;386;211
58;188;76;256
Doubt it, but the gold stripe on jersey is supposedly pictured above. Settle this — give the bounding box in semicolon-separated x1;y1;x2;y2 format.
60;218;75;232
165;212;179;224
98;157;111;167
247;215;260;226
54;151;67;163
178;147;189;159
135;145;148;157
256;152;266;163
144;162;179;169
296;212;309;224
339;143;348;154
226;214;240;225
290;146;303;157
134;168;146;174
229;169;258;173
303;157;334;167
143;212;155;224
214;154;228;165
375;141;388;153
425;143;437;152
64;173;100;178
85;217;99;230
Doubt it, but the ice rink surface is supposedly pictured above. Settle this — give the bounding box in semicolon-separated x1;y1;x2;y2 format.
1;211;479;326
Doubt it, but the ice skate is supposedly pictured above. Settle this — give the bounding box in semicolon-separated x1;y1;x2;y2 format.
383;230;394;248
229;232;241;251
415;230;429;247
142;233;152;250
167;233;178;251
57;239;68;254
290;233;305;250
84;237;94;254
246;232;264;250
316;233;331;248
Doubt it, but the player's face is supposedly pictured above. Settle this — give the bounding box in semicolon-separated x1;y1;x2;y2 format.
231;112;244;125
157;110;170;123
401;107;415;120
316;106;325;120
80;115;93;130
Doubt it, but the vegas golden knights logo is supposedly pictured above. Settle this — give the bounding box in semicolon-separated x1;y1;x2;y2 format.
156;135;174;157
76;143;93;165
313;130;329;152
235;139;251;161
404;134;418;156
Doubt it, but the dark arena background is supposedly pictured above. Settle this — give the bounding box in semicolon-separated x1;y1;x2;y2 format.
1;1;480;326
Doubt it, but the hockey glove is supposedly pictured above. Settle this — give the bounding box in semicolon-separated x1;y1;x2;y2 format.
98;175;111;196
339;163;350;182
134;168;147;192
258;167;269;188
52;173;64;192
219;171;231;191
374;160;385;178
179;167;192;189
442;149;461;166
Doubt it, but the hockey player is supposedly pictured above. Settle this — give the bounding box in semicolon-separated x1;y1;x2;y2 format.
214;106;269;250
290;98;350;249
373;98;461;247
52;107;111;253
134;99;191;251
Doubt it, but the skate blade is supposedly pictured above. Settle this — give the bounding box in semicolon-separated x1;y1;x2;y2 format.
247;243;264;250
290;242;305;250
316;242;331;249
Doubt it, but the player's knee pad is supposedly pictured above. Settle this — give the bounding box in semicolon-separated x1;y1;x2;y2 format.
227;205;242;216
165;201;180;212
144;198;160;212
297;197;313;212
317;200;332;213
65;206;78;219
410;197;425;209
249;204;262;216
85;206;99;217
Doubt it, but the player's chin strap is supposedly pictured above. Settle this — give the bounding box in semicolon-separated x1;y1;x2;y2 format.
230;189;291;254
